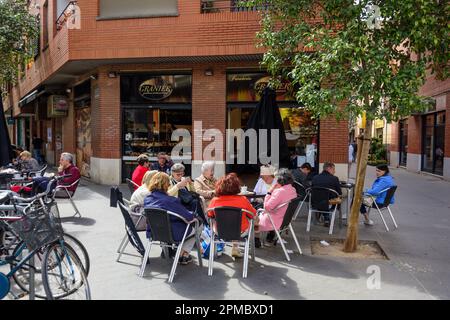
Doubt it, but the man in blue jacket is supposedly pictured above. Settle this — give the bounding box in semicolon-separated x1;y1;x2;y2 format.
361;164;396;225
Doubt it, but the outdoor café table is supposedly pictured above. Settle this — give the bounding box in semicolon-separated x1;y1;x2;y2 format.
240;191;266;200
339;181;355;227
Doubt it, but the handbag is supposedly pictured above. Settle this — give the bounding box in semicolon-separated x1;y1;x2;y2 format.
362;196;374;207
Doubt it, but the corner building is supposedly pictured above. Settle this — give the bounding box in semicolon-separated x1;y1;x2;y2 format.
5;1;349;184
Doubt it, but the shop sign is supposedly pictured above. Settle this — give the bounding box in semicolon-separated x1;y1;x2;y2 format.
138;77;174;101
375;119;385;129
227;73;295;102
47;95;68;117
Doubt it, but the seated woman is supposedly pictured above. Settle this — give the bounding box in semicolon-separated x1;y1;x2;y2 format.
360;164;396;226
253;165;277;196
193;161;217;208
168;163;206;223
130;170;158;212
144;172;200;265
256;169;297;245
208;173;257;258
19;151;40;171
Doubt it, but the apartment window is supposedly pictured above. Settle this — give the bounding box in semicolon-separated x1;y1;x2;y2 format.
98;0;178;20
43;1;49;47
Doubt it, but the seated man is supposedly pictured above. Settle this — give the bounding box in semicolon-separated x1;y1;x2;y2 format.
311;162;342;227
151;152;173;174
55;152;81;198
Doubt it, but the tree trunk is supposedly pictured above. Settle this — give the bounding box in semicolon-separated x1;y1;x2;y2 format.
343;118;373;252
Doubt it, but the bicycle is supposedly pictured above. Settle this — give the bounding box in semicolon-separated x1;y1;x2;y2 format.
0;185;91;299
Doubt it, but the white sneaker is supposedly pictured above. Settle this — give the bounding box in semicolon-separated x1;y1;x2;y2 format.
364;219;374;226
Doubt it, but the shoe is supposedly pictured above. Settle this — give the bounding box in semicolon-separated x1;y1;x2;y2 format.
255;237;262;248
179;255;193;265
231;247;243;258
324;221;330;228
364;219;374;226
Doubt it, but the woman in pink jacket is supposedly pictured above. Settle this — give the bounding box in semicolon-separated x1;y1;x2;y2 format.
255;169;297;246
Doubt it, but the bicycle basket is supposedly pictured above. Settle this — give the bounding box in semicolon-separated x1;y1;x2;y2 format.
8;209;64;251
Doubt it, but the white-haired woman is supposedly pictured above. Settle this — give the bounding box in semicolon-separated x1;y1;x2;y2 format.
168;163;206;224
194;161;217;208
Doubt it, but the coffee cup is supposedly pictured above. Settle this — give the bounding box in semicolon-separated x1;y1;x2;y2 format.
240;186;248;194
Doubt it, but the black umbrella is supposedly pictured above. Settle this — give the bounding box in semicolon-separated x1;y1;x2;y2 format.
244;87;291;171
0;97;14;167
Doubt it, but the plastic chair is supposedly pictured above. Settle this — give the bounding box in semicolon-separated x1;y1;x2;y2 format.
53;178;81;217
308;187;341;235
206;206;256;278
365;186;398;232
257;197;303;261
140;207;203;283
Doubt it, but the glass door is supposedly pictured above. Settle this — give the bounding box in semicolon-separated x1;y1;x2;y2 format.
399;119;408;166
422;112;446;175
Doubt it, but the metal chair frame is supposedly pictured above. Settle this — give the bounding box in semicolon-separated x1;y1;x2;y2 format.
293;181;311;220
126;178;139;195
257;197;303;261
53;178;81;218
139;207;203;283
307;187;340;235
365;186;398;232
206;207;256;278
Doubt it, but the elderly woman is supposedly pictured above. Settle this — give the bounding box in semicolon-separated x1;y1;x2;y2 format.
255;169;297;245
168;163;195;197
130;170;158;212
208;173;257;258
144;172;199;265
19;151;40;171
168;163;206;224
194;161;217;208
253;165;277;196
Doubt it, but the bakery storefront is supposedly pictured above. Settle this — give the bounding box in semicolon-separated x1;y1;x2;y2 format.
121;73;192;181
226;71;319;171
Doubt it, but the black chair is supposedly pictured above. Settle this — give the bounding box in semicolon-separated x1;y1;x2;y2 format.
293;181;311;220
365;186;398;232
140;207;202;283
308;187;341;235
110;187;146;264
257;197;303;261
206;207;255;278
126;178;139;195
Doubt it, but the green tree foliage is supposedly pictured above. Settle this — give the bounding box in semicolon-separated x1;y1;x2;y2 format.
0;0;39;87
248;0;448;251
249;0;448;123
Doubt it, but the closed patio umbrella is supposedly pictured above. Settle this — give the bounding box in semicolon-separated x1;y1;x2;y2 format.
244;87;291;171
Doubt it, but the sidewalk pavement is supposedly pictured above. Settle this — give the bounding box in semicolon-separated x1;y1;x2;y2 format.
4;165;450;300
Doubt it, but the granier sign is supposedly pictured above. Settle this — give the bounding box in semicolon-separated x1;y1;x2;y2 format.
138;77;174;101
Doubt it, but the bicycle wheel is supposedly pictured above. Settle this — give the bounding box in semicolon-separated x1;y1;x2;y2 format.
42;242;91;300
10;241;48;299
61;233;90;276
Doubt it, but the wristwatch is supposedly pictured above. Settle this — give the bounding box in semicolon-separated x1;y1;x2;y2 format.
267;192;272;195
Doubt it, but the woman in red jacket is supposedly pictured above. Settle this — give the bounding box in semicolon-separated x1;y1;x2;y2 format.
208;173;256;258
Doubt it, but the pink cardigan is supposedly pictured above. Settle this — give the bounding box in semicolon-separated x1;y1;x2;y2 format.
261;184;297;230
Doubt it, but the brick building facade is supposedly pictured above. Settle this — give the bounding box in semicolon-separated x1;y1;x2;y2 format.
3;0;349;185
390;74;450;180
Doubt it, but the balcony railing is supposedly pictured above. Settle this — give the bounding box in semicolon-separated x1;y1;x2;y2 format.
56;1;78;31
201;0;270;13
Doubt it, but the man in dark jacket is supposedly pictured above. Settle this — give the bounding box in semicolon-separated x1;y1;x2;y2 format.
311;162;342;227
